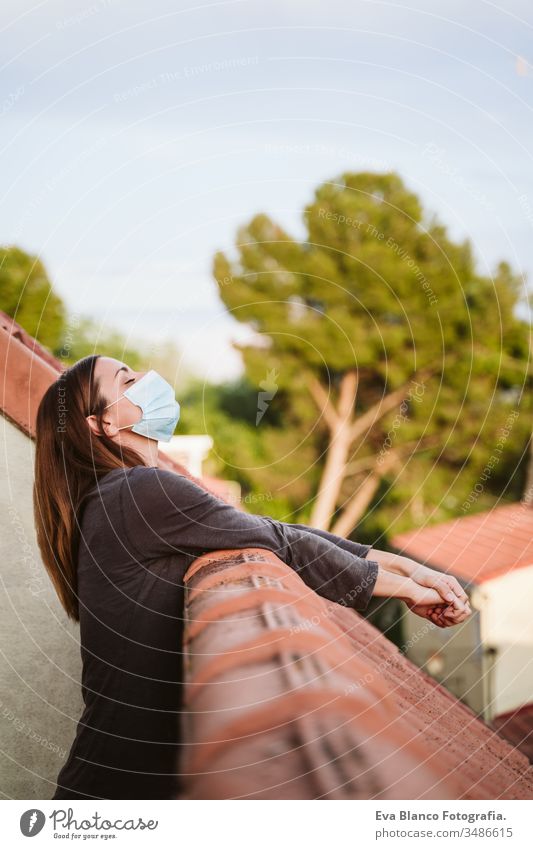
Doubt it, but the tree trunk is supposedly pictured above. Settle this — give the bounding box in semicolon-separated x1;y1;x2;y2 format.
331;472;382;538
309;370;358;529
331;451;399;537
307;365;440;534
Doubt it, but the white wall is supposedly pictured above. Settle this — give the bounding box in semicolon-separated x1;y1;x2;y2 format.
404;566;533;722
0;417;83;799
474;566;533;718
404;598;486;717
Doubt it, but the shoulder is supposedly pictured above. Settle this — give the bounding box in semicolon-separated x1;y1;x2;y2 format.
126;465;200;486
124;464;184;493
122;465;207;506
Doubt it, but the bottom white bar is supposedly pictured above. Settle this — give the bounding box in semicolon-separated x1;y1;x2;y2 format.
2;799;532;848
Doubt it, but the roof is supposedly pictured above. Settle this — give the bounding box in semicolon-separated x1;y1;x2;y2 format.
392;503;533;584
0;310;233;502
181;547;533;799
492;704;533;764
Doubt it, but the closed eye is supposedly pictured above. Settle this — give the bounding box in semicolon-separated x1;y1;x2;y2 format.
124;377;135;385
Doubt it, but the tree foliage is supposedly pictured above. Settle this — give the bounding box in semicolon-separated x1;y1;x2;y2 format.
0;245;146;373
213;172;532;540
0;245;66;350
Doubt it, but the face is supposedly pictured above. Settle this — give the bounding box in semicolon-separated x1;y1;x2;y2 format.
88;357;147;440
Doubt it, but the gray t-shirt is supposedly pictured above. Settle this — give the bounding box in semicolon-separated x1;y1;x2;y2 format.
53;464;378;800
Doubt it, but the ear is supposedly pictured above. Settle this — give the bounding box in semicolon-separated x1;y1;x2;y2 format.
86;414;119;439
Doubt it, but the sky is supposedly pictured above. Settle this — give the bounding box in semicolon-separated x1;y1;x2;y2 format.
1;0;532;381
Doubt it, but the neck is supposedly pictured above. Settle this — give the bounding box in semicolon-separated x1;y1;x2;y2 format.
119;434;159;468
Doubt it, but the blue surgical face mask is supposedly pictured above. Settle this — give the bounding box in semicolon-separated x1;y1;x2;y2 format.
104;369;180;442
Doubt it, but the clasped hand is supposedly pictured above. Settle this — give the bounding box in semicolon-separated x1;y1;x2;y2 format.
368;549;471;628
404;563;471;627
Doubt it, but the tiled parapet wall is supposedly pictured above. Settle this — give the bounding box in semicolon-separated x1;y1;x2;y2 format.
179;548;533;800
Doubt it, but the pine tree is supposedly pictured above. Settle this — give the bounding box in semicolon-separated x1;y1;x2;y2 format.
213;172;531;536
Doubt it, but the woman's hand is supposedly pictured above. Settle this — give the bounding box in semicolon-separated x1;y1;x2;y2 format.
404;586;471;629
367;548;471;626
406;563;471;626
408;561;469;607
371;566;472;629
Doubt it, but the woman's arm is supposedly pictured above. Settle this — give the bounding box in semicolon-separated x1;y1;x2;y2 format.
280;522;372;560
279;527;471;626
122;467;470;624
366;548;416;577
123;466;380;612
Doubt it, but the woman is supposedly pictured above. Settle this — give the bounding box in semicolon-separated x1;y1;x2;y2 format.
33;355;471;800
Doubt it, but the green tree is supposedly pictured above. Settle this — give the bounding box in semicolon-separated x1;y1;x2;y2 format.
213;172;532;538
0;245;66;349
0;245;150;375
178;375;318;519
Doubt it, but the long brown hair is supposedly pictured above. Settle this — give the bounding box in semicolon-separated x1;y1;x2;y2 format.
33;355;146;622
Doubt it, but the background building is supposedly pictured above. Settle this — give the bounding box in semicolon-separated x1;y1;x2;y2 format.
393;504;533;759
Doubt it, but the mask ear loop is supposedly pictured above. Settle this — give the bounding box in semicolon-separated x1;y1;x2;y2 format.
103;396;123;410
104;393;131;430
102;393;136;431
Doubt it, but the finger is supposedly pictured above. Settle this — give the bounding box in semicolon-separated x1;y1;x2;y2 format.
428;576;468;610
453;609;471;622
416;573;457;601
446;600;471;617
448;594;468;613
442;576;469;605
440;608;470;625
428;608;447;627
431;613;448;628
434;603;461;623
430;579;458;604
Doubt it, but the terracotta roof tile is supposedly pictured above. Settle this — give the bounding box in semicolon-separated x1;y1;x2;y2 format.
492;704;533;764
392;504;533;583
181;548;533;799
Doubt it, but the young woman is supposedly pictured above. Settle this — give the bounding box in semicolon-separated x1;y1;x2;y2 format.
33;355;471;800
